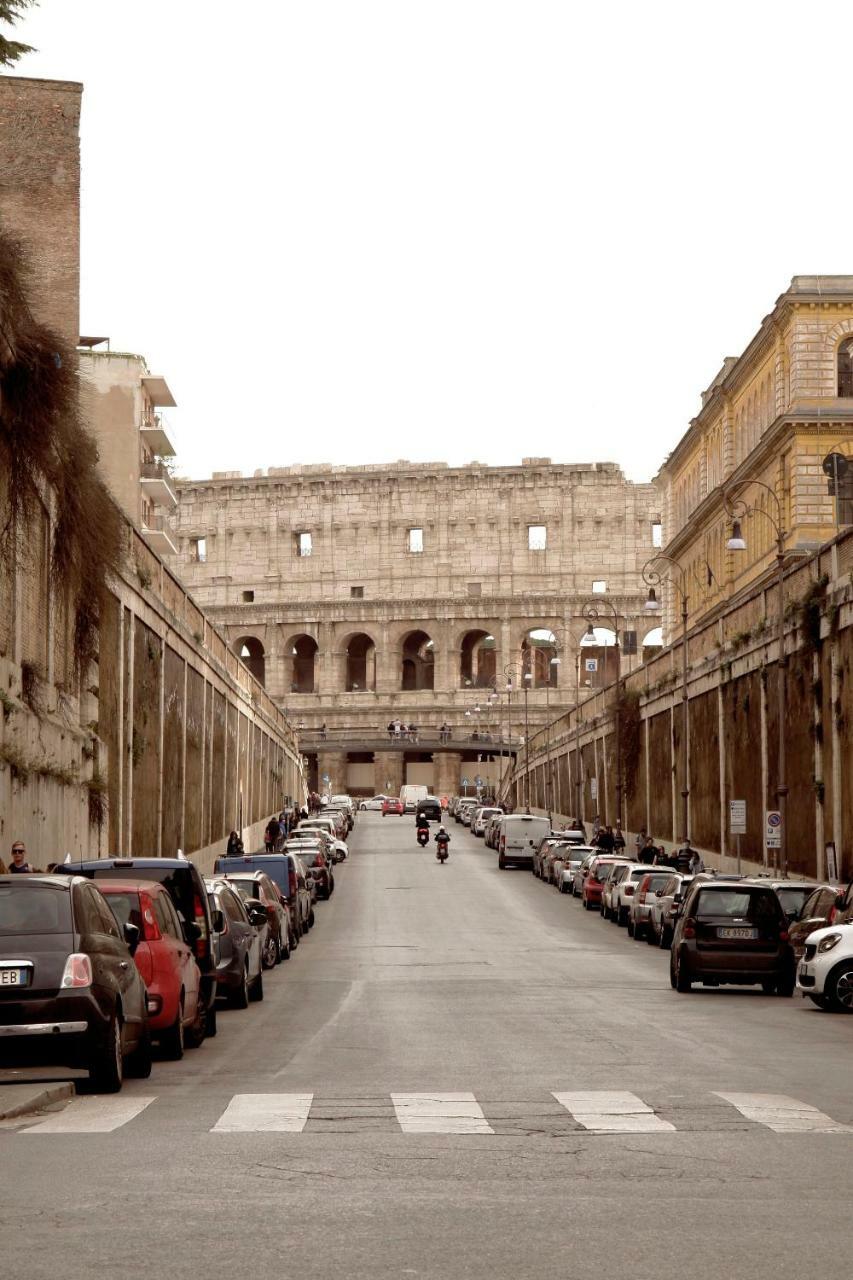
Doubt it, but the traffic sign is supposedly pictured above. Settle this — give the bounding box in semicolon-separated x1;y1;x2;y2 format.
765;810;782;849
475;775;482;786
585;658;598;672
590;778;598;800
729;800;746;835
322;773;330;783
461;776;469;786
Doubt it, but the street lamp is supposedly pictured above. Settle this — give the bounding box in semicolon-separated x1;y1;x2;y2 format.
504;662;531;813
550;627;596;824
725;481;789;876
643;554;697;846
581;599;624;830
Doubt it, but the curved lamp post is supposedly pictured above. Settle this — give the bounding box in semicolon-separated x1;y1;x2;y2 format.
549;627;597;824
581;599;623;830
724;480;788;876
504;661;531;813
642;554;695;845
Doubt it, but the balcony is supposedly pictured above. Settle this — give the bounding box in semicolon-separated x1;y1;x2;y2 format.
142;511;177;556
140;460;177;508
140;414;176;457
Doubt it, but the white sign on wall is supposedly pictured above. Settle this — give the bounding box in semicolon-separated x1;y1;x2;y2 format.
729;800;746;835
765;810;782;849
590;777;598;800
585;658;598;673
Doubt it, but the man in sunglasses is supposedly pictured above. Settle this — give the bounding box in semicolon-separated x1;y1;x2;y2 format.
9;842;33;873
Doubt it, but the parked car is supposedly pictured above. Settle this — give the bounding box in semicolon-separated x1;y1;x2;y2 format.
609;864;662;927
67;855;219;1039
600;861;628;919
415;797;442;823
0;874;151;1090
214;870;292;966
472;807;502;837
542;841;581;885
571;851;597;898
455;800;478;825
215;852;312;940
98;879;203;1059
533;837;564;879
206;879;265;1007
582;856;629;910
796;923;853;1011
484;814;503;848
669;880;795;994
382;798;404;816
788;884;841;960
329;795;355;830
498;814;551;870
646;873;694;948
746;879;820;924
628;870;675;940
554;849;593;894
296;848;334;899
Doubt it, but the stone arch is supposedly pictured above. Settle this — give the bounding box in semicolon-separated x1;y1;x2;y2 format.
459;628;497;688
235;634;265;685
400;629;434;690
520;627;559;688
285;632;318;693
340;630;376;692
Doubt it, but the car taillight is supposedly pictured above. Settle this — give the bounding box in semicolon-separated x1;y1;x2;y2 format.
193;893;207;958
140;895;161;941
266;903;276;921
779;930;789;942
624;885;634;896
683;917;696;940
500;837;505;851
61;954;93;988
637;891;647;904
289;868;297;897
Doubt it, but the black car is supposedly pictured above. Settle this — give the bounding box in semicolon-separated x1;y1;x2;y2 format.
670;880;795;995
294;848;334;899
66;856;219;1041
788;884;840;960
0;875;150;1091
415;797;442;823
205;880;264;1007
214;852;312;938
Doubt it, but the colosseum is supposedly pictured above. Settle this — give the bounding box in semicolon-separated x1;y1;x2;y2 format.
171;458;660;799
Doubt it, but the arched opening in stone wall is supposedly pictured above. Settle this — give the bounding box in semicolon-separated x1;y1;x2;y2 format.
401;630;435;690
578;626;617;689
460;629;496;688
289;634;318;693
839;337;853;396
345;633;376;692
521;629;558;688
641;626;664;666
235;635;265;685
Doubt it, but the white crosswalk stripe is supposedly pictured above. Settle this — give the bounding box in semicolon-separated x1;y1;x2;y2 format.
391;1092;494;1134
713;1092;853;1134
211;1093;313;1133
22;1095;156;1134
552;1090;675;1132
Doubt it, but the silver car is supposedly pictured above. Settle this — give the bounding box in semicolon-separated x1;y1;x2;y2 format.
646;873;694;948
555;849;594;893
627;869;673;939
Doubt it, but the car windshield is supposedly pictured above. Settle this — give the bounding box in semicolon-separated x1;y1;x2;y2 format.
226;882;262;904
101;891;142;933
695;889;780;921
645;875;671;891
299;853;322;867
0;882;72;935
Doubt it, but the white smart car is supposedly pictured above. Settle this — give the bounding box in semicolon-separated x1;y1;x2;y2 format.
796;922;853;1011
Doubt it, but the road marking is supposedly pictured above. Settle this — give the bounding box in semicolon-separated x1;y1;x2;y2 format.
714;1092;852;1133
211;1093;314;1133
552;1091;675;1133
22;1095;156;1134
391;1092;494;1134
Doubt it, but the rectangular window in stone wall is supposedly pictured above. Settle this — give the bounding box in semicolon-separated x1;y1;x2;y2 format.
350;586;364;598
297;531;312;557
467;582;482;596
408;527;424;553
592;579;607;594
528;524;546;551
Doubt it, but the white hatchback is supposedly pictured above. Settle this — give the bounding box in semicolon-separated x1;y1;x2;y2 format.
796;922;853;1011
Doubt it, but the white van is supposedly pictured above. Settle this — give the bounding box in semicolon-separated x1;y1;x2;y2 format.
497;814;551;869
400;784;429;812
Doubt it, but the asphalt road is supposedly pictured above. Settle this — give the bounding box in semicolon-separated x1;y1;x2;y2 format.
3;814;853;1280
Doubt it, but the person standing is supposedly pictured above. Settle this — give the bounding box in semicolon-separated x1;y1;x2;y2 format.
639;836;657;864
9;842;33;873
613;825;626;851
688;848;705;874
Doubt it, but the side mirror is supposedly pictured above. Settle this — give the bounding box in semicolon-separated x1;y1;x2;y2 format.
184;921;201;944
123;921;140;956
210;909;225;933
672;893;683;905
835;894;845;911
248;905;268;928
655;889;664;897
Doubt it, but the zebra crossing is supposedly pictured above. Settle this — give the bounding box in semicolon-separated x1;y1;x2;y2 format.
9;1089;852;1137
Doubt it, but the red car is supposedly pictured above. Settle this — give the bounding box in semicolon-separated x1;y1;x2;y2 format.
582;856;629;911
382;798;404;816
99;879;203;1059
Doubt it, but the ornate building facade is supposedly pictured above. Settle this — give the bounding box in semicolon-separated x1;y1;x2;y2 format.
171;458;659;796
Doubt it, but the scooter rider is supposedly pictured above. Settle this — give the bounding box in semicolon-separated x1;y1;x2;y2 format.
434;825;450;860
416;810;430;847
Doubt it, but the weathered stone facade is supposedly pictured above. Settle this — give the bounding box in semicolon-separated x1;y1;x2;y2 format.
172;460;660;794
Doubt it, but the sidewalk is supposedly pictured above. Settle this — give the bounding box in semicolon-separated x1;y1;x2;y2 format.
0;1080;75;1121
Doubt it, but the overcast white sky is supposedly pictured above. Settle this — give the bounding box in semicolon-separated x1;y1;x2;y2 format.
13;1;853;482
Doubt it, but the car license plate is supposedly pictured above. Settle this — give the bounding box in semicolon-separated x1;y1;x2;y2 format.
0;967;29;986
717;926;757;940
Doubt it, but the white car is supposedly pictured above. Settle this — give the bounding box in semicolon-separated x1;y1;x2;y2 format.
472;807;502;837
555;848;595;893
609;863;664;928
359;796;388;811
796;923;853;1011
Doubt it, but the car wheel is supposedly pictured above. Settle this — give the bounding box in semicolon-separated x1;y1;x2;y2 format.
230;964;250;1009
308;908;315;929
808;993;831;1010
498;853;506;869
646;921;657;945
660;927;671;950
262;934;277;970
185;1003;207;1049
673;951;692;993
205;1001;217;1037
279;931;290;962
89;1013;124;1093
249;967;264;1002
126;1024;153;1079
635;922;646;942
559;882;566;894
826;962;853;1012
161;998;186;1060
775;974;795;998
627;919;634;938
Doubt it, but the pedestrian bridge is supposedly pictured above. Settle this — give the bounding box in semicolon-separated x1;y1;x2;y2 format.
297;730;519;755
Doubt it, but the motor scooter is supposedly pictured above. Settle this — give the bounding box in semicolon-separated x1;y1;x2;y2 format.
435;836;449;864
416;825;429;848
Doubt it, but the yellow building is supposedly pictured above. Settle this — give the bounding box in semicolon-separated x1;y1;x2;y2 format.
656;276;853;632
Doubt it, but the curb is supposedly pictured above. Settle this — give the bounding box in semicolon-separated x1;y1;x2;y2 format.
0;1082;75;1121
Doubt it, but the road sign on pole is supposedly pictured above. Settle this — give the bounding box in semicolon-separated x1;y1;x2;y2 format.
322;773;330;783
765;810;782;849
729;800;746;835
590;777;598;801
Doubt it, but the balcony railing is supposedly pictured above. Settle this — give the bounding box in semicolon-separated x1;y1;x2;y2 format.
141;460;172;482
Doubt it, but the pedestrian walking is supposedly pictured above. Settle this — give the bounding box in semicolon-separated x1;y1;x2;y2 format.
635;827;647;856
264;816;281;852
408;722;418;743
613;825;626;851
387;721;396;741
639;836;657;864
688;848;705;874
8;841;33;873
596;825;615;853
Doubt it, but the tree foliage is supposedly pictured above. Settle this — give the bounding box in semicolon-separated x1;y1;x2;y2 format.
0;1;37;68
